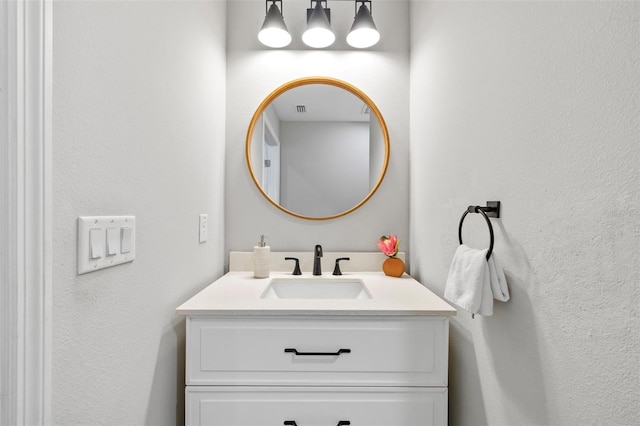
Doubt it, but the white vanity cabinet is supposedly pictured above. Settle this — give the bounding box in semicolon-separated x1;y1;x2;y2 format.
177;266;456;426
186;386;447;426
183;315;450;426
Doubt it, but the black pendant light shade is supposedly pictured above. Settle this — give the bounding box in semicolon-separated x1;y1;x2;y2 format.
302;0;335;48
258;0;292;48
347;0;380;48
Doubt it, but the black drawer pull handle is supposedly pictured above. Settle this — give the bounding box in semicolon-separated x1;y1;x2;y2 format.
284;348;351;356
284;422;350;426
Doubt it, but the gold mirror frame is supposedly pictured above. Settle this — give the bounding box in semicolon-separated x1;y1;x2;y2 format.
245;76;390;220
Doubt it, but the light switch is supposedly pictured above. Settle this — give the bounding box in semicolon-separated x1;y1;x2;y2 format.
199;214;208;243
78;216;136;275
106;227;119;256
121;227;132;254
89;228;104;260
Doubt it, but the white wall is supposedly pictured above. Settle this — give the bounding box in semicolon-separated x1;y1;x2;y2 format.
409;1;639;425
52;1;226;424
279;121;369;217
225;0;409;255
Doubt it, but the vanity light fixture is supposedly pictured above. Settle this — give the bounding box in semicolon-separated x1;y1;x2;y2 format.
346;0;380;48
258;0;292;48
302;0;335;49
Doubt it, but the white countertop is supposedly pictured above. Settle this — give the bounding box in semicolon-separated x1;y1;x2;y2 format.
176;271;456;316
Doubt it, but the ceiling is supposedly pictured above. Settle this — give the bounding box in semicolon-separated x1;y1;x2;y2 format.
271;84;370;122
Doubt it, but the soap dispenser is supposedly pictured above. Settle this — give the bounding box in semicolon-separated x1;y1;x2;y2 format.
253;235;270;278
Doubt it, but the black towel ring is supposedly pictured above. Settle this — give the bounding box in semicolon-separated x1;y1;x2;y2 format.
458;202;501;260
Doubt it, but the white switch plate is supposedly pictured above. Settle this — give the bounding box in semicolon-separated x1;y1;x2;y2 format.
78;216;136;274
199;214;208;243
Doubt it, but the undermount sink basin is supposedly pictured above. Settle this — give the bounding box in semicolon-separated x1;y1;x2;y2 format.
261;278;371;300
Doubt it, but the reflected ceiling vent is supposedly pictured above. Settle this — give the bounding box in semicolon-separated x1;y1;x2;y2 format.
296;105;307;113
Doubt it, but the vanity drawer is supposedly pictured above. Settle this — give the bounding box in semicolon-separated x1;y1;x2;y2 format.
186;316;449;387
186;386;447;426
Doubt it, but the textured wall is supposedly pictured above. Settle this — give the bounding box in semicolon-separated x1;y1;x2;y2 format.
52;1;226;424
225;0;410;257
409;1;639;425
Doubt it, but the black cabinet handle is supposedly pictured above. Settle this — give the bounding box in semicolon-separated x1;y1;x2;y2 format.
284;348;351;356
284;422;350;426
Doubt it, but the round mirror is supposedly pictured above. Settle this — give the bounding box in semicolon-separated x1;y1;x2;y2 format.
246;77;390;220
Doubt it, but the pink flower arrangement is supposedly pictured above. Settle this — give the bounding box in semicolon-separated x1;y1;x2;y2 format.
377;235;399;258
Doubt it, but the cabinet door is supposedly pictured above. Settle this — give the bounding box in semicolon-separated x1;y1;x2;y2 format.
186;386;447;426
187;316;449;387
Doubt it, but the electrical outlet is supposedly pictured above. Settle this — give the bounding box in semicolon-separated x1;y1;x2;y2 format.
199;214;208;243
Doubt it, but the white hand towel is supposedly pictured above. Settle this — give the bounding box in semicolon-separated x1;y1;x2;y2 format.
444;244;493;316
444;244;509;317
488;253;509;303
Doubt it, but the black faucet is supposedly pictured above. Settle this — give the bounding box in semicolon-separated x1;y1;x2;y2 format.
313;244;323;275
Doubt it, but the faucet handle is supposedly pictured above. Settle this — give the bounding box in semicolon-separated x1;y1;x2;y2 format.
333;257;350;276
284;257;302;275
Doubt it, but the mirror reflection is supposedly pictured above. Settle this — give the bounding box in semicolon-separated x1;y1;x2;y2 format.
246;77;389;220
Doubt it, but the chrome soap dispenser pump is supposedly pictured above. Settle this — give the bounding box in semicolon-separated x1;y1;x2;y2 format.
253;235;270;278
